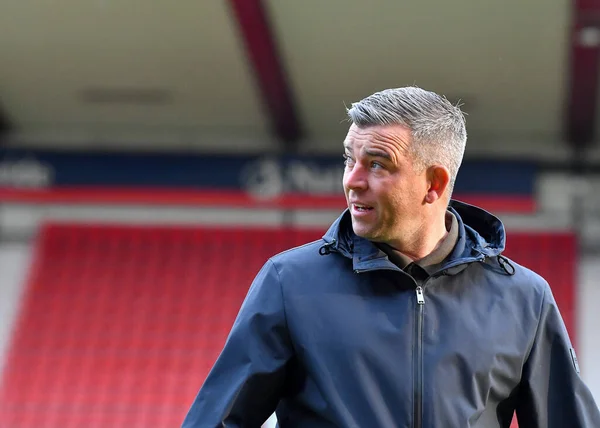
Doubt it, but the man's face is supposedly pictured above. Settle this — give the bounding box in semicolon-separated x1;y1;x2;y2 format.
342;124;430;247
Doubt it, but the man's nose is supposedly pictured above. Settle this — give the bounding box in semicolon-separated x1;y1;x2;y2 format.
343;164;368;191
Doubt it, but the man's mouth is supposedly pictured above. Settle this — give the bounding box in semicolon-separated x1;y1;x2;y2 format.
353;204;374;212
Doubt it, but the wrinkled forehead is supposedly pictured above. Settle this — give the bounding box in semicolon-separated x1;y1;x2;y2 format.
343;123;412;153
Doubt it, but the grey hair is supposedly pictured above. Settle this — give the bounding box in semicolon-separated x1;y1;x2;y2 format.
346;86;467;196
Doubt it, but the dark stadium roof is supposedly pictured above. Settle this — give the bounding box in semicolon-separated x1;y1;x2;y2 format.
1;0;598;159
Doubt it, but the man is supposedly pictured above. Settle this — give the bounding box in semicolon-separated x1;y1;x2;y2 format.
182;87;600;427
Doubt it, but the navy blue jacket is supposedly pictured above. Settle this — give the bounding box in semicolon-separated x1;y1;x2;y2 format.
182;201;600;427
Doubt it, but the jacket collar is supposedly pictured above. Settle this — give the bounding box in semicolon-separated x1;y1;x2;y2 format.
322;199;506;273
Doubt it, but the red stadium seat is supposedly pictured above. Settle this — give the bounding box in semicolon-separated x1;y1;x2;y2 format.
0;222;576;427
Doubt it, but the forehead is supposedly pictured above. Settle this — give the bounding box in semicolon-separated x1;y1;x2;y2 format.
343;123;411;152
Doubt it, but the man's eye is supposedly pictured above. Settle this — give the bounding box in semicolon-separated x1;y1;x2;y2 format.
371;162;383;169
343;155;354;166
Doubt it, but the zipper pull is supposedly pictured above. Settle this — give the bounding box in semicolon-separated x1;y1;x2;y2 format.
415;286;425;304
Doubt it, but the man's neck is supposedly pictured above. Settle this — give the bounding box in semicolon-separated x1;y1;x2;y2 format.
387;213;449;261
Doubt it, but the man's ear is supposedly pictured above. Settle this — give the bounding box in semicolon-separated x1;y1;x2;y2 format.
424;165;450;204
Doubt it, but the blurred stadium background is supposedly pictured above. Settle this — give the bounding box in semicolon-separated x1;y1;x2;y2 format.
0;1;599;427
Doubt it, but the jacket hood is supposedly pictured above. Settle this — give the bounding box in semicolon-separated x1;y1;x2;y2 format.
322;199;506;267
448;199;506;258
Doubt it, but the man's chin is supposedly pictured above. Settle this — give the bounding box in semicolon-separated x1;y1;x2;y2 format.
351;221;377;240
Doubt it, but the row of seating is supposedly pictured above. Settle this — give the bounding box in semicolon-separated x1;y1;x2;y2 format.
0;222;576;427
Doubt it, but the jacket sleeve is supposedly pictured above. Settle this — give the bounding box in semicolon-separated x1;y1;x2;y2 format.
181;259;293;428
515;282;600;427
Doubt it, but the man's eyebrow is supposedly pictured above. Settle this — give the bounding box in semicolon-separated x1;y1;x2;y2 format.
343;144;353;153
365;149;392;160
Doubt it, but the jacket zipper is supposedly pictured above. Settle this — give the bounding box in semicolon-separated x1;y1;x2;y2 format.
414;286;425;428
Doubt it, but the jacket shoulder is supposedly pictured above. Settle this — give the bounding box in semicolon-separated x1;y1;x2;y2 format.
269;239;327;265
269;238;352;278
493;255;552;297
